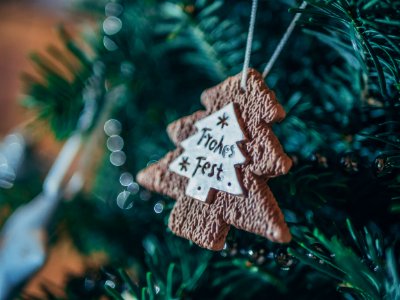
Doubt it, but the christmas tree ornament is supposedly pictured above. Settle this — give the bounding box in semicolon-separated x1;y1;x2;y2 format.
0;192;54;299
136;0;304;251
0;132;83;299
137;69;292;250
0;134;85;299
0;64;106;299
0;133;26;189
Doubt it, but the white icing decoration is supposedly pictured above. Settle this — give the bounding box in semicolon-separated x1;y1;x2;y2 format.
169;103;246;202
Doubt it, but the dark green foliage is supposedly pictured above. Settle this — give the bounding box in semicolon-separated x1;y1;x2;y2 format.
22;27;94;139
1;0;400;299
298;0;400;98
290;220;400;299
155;0;248;81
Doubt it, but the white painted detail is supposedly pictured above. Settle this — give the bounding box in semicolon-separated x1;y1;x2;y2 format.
169;103;246;202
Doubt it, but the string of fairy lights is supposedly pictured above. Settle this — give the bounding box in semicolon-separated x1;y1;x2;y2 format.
101;1;165;215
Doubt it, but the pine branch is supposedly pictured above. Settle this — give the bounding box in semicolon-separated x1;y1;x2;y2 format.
22;27;96;139
105;235;212;300
290;220;399;300
155;1;247;81
300;0;400;99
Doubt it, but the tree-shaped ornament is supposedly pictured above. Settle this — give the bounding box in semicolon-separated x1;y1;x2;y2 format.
137;69;292;250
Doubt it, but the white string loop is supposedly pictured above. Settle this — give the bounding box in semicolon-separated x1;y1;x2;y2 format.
240;0;259;91
262;1;307;78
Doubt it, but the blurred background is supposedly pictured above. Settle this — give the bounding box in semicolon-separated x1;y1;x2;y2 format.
1;0;71;134
0;1;97;297
0;0;399;299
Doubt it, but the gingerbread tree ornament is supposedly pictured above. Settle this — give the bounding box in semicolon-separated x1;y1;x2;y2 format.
137;69;292;250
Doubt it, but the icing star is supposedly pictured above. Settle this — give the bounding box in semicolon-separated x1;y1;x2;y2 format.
179;156;190;172
217;113;229;129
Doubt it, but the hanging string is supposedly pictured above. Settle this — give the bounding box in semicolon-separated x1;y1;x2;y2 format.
240;0;259;91
262;1;307;78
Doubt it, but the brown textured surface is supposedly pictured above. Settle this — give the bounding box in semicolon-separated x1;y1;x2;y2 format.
137;69;292;250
